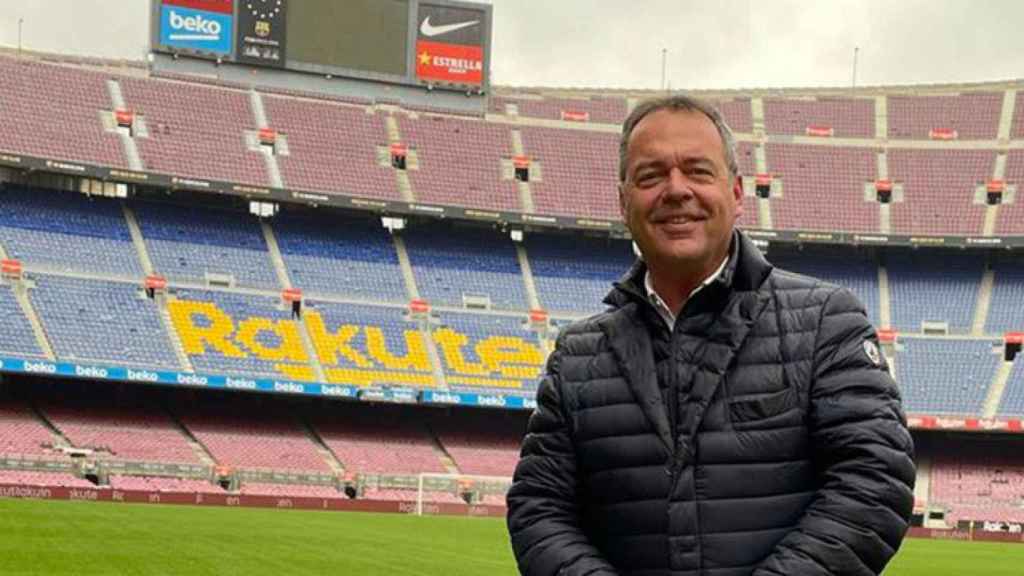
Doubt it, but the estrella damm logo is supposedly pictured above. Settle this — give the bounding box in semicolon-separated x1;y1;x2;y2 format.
167;299;545;389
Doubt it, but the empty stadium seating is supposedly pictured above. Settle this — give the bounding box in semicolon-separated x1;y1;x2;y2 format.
403;225;528;310
304;300;435;388
766;144;878;233
997;150;1024;235
996;359;1024;417
120;77;268;186
310;404;446;475
398;114;519;210
30;274;180;368
707;98;753;134
0;284;45;358
764;97;875;138
134;202;279;289
262;95;399;199
986;254;1024;334
239;482;341;498
0;187;141;277
526;233;633;316
273;212;407;302
431;410;524;477
169;288;304;377
0;56;127;168
176;398;330;473
519;126;619;219
888;92;1002;140
41;399;200;464
492;95;628;125
895;338;1001;414
0;401;57;457
888;251;982;333
0;470;98;489
433;312;543;392
931;441;1024;524
888;149;993;236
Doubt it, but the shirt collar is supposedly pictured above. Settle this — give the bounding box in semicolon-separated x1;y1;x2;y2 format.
644;254;730;330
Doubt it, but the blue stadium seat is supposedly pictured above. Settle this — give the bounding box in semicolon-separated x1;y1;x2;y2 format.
134;203;279;289
896;338;1001;414
0;284;45;358
888;251;982;333
273;213;407;302
986;255;1024;334
29;275;179;368
433;311;543;393
997;359;1024;416
527;234;633;316
404;226;528;310
0;187;141;277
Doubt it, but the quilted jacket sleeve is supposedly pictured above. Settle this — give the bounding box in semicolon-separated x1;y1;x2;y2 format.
753;287;916;576
506;342;618;576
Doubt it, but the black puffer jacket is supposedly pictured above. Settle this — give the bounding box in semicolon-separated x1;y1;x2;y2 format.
507;231;915;576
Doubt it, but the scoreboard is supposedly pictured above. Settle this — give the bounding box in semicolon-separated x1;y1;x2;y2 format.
151;0;491;90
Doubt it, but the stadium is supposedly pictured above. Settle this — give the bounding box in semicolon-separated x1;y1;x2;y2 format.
0;0;1023;574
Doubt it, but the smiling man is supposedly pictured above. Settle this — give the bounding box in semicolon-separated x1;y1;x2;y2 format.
507;95;915;576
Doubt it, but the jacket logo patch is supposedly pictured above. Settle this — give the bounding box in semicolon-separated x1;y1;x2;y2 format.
863;340;881;366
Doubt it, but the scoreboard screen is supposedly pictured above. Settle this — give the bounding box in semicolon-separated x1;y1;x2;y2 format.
286;0;409;77
152;0;491;89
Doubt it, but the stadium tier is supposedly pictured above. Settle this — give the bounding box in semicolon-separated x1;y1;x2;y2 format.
765;144;878;233
261;95;399;199
894;338;1001;415
526;233;633;316
119;76;269;186
0;58;126;169
887;251;983;333
1;54;1022;237
763;97;875;138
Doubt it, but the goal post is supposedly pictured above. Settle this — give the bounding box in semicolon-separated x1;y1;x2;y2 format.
415;472;513;515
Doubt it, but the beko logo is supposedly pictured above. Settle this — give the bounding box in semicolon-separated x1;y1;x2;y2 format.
168;9;223;40
420;15;479;37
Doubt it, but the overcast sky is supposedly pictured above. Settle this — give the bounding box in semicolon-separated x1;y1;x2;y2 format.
0;0;1021;90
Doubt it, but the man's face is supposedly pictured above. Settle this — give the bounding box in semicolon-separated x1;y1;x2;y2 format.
620;109;743;272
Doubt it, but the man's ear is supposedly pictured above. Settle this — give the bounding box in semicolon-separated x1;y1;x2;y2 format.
732;175;744;218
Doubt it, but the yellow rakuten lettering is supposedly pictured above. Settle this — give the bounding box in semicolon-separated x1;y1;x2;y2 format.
168;300;246;358
365;327;431;372
236;317;308;363
434;328;487;375
476;336;544;379
304;311;371;368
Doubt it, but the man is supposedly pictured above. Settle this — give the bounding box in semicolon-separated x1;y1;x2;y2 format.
507;95;915;576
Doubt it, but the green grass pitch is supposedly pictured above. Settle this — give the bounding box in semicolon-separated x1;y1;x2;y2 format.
1;498;1023;575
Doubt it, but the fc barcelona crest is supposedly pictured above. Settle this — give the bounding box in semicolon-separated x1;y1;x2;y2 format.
255;20;271;38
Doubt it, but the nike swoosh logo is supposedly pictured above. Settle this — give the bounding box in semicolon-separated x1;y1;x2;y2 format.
420;16;480;38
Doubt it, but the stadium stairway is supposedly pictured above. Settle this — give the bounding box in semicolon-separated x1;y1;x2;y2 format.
876;149;892;234
749;98;770;228
261;220;328;382
515;243;543;311
163;405;217;467
0;247;57;360
972;266;996;335
123;204;192;371
878;261;893;330
982;361;1016;418
385;114;417;203
106;79;144;171
508;129;537;213
425;423;462;475
249;90;285;189
914;454;932;511
390;231;450;387
299;417;346;475
983;147;1009;236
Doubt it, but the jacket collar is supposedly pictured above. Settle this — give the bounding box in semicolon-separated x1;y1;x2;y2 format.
603;229;773;311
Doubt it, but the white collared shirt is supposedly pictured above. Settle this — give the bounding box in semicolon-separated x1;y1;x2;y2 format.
644;255;730;330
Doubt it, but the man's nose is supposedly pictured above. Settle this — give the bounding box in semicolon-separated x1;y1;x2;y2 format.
663;167;694;200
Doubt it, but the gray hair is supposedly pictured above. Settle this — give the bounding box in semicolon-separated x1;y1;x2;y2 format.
618;95;739;183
